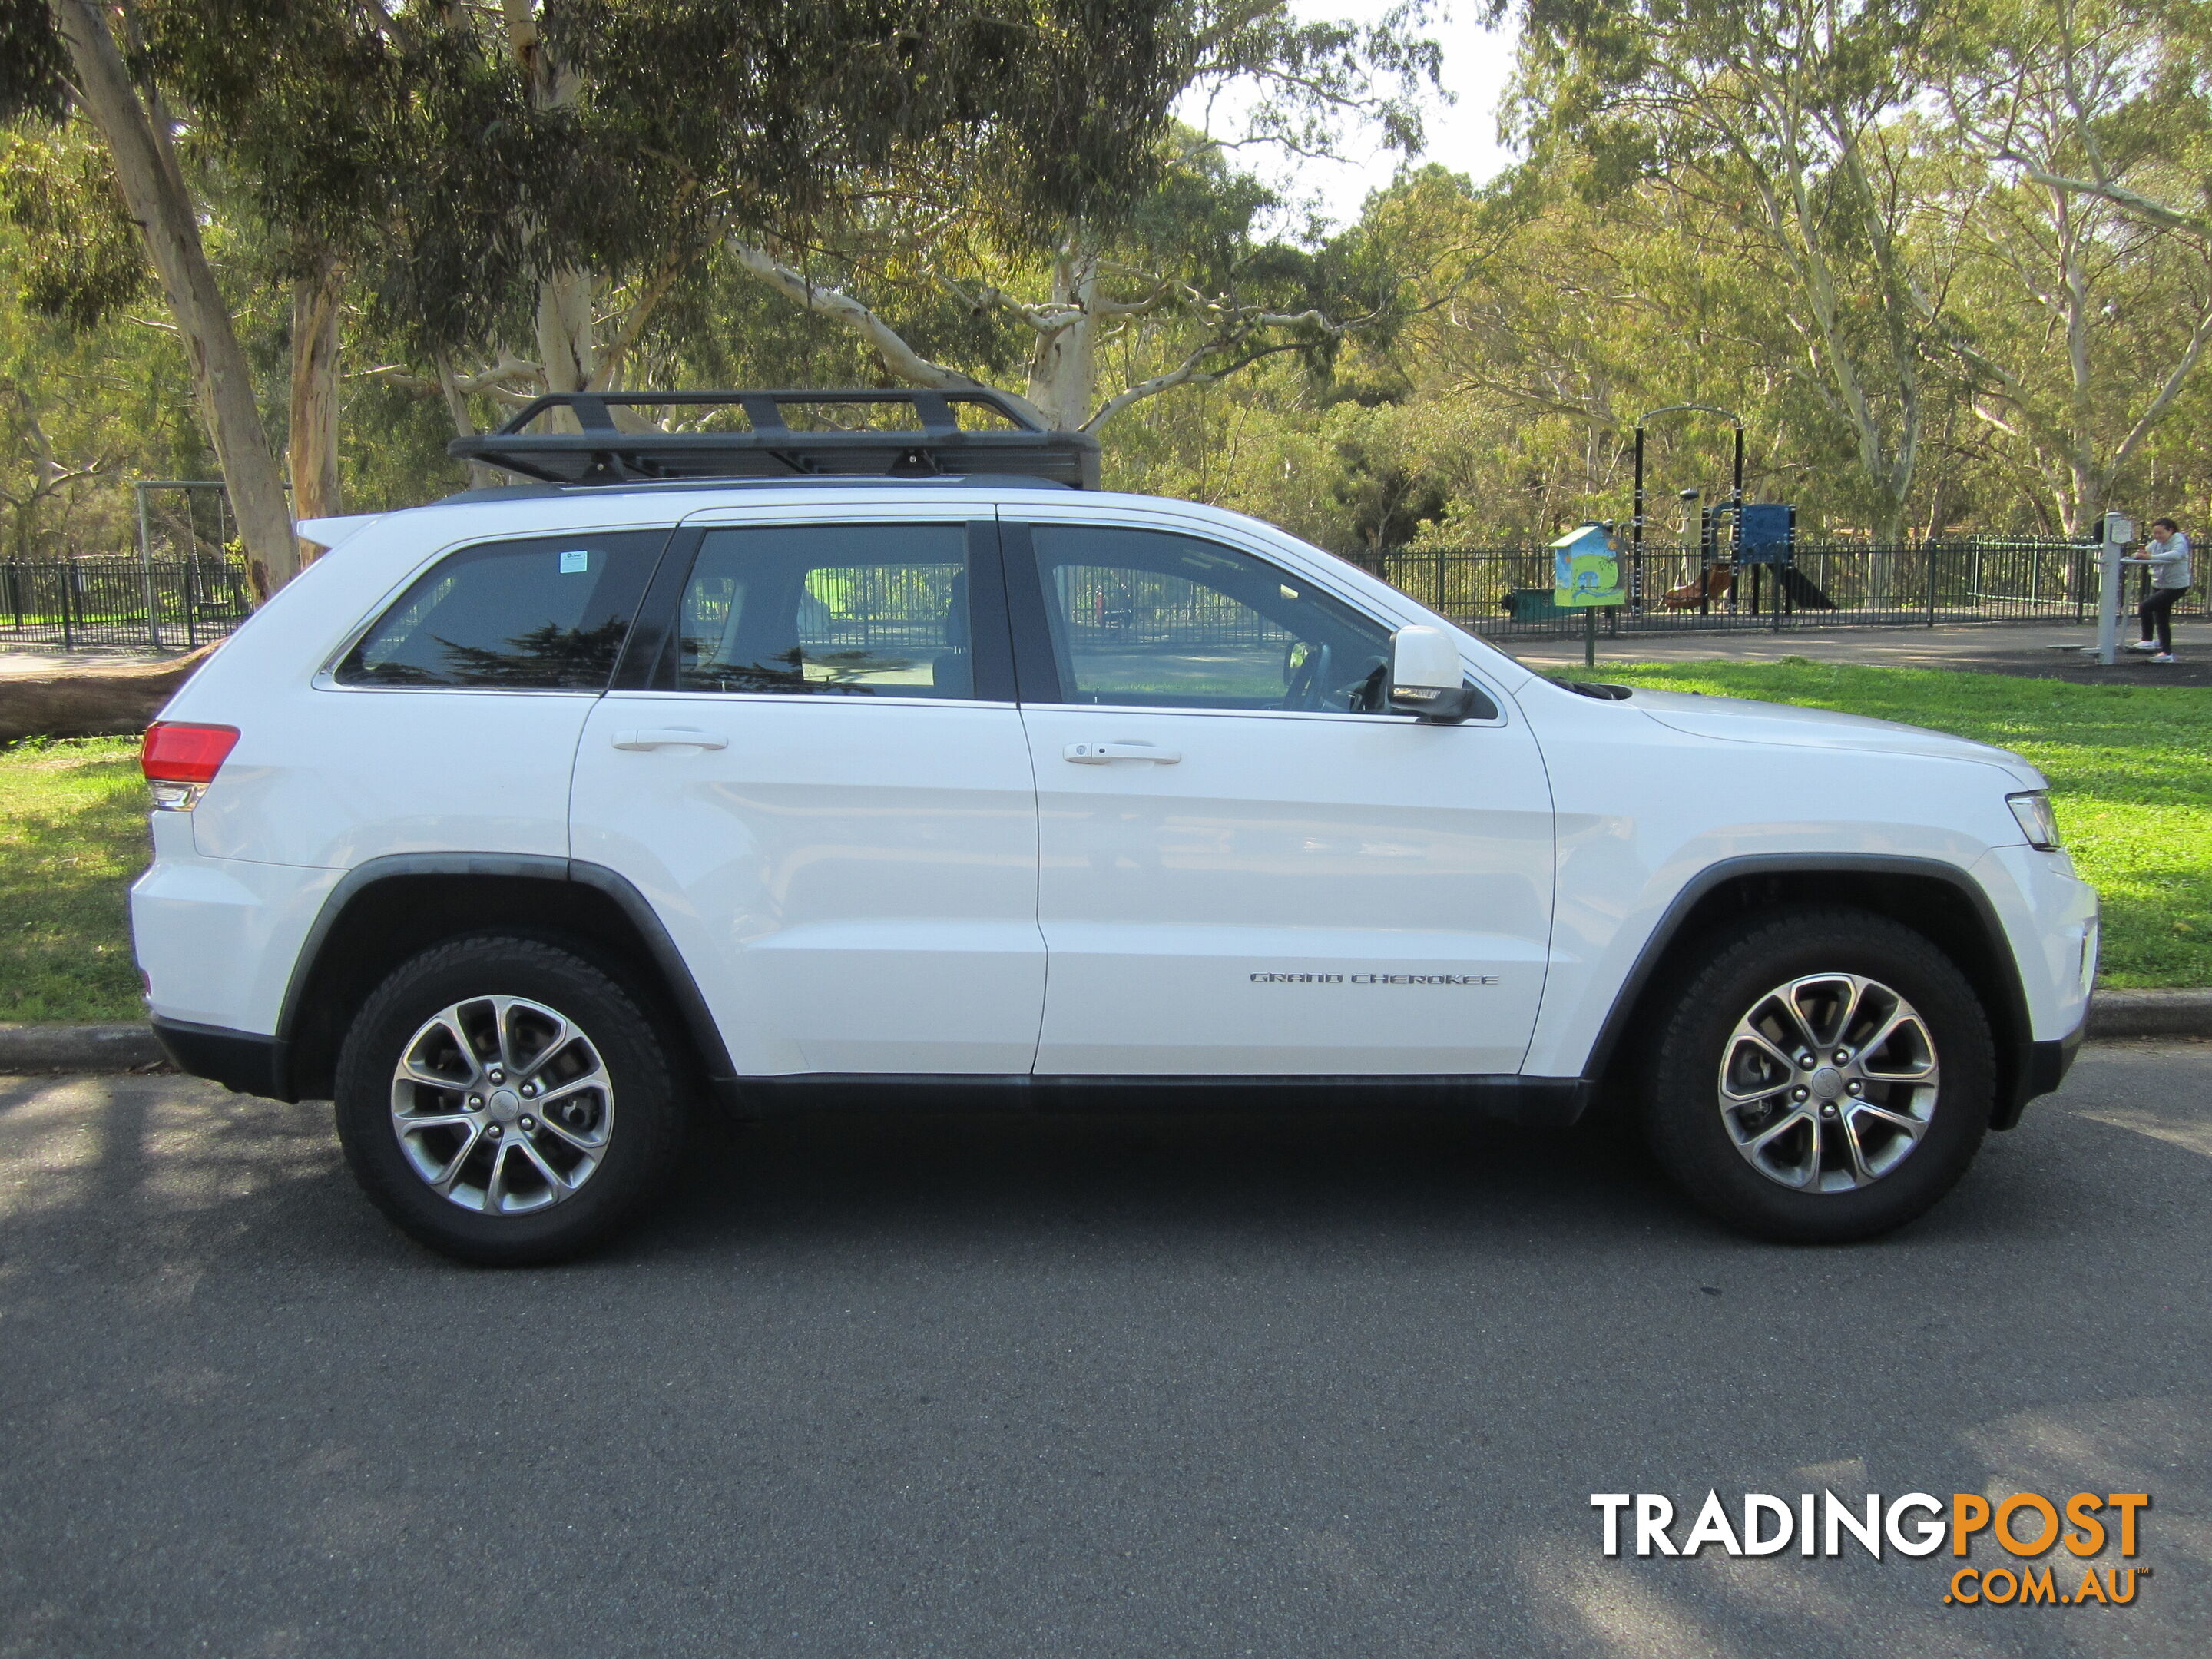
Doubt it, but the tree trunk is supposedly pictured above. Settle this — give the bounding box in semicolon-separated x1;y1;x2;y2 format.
433;353;505;490
535;270;598;394
288;252;343;553
505;0;595;427
2061;464;2095;541
54;0;296;598
533;268;598;433
1025;244;1098;431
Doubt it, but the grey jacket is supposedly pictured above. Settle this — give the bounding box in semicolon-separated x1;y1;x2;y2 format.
2144;532;2192;590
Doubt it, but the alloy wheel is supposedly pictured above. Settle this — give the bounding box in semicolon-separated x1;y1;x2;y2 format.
388;995;614;1214
1715;972;1939;1194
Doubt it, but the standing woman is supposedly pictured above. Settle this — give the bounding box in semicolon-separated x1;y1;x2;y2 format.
2128;518;2192;662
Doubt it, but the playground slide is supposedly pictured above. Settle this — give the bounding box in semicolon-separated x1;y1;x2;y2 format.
1775;565;1836;609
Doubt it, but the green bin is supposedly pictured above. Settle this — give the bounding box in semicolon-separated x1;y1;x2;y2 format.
1504;588;1570;621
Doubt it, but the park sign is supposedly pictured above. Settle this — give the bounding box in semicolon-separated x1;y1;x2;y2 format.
1552;523;1625;608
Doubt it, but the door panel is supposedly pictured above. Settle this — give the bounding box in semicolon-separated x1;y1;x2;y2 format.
568;517;1044;1076
1008;521;1555;1076
1022;708;1553;1073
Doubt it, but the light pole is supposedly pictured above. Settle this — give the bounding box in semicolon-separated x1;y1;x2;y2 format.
1633;406;1743;614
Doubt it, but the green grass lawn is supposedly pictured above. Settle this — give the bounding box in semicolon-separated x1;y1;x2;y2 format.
0;736;147;1022
1581;660;2212;989
0;661;2205;1024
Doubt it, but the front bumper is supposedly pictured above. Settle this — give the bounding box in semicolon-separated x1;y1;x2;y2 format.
1993;1005;2088;1131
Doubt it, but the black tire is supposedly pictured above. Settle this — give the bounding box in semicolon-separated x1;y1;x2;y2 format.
334;935;687;1265
1638;908;1995;1243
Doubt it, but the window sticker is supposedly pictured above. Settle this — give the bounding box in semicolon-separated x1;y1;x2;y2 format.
558;549;591;575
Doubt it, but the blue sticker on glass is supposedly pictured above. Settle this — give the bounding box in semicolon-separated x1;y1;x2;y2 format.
558;549;590;575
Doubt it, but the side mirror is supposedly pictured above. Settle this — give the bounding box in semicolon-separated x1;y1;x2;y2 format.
1388;625;1480;724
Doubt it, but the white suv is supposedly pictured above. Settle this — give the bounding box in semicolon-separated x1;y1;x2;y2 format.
129;391;2097;1263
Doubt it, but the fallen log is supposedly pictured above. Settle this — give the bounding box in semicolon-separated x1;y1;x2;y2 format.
0;645;220;743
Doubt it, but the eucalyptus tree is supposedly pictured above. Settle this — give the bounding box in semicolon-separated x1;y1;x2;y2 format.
1505;0;1955;551
5;0;300;592
300;0;1191;459
1993;0;2212;241
4;1;1197;582
717;2;1444;434
1931;0;2212;531
1349;157;1878;537
134;0;409;526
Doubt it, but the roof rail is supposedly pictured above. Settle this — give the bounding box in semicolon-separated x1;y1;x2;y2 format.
448;388;1100;489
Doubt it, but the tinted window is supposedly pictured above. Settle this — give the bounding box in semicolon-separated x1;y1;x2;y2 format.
1028;525;1396;712
672;525;976;698
337;531;664;689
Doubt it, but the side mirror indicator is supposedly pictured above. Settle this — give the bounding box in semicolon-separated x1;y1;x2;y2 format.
1388;625;1480;724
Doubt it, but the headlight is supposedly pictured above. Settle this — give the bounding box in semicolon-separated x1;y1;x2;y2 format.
2007;790;2062;850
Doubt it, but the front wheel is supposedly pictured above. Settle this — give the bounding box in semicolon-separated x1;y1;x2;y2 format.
1638;909;1995;1243
333;935;687;1265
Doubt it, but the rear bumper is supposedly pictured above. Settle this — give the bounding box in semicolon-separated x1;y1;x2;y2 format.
151;1017;294;1101
1994;1008;2087;1131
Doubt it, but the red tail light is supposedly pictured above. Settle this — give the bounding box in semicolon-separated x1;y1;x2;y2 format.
141;721;240;786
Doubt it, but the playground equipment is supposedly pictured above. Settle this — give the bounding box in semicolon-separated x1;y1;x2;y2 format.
2091;512;2135;666
1632;409;1836;619
1632;405;1741;612
1649;492;1833;616
1660;563;1733;611
1734;500;1836;615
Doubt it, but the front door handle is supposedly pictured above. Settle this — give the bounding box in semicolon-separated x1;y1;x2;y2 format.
612;728;728;750
1063;742;1181;764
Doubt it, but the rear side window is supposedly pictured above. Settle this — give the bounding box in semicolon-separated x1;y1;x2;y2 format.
669;524;977;698
336;531;666;689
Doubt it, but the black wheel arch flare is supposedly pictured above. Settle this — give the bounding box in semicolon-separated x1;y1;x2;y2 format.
1580;853;2068;1131
263;853;735;1104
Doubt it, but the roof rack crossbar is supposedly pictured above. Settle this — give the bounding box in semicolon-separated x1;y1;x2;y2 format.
449;387;1091;488
570;394;618;432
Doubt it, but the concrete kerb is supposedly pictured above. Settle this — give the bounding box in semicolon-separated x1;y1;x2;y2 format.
2084;988;2212;1040
2;991;2207;1077
0;1023;166;1073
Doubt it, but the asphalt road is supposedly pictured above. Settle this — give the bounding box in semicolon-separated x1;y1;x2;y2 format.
2;1045;2206;1659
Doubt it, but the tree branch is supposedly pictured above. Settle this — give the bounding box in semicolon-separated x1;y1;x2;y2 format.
730;239;1048;426
356;353;543;397
1081;306;1345;432
939;273;1083;336
2108;303;2212;475
2006;162;2208;239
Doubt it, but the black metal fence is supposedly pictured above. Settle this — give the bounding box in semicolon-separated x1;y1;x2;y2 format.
0;553;255;651
2;534;2198;655
1357;537;2201;641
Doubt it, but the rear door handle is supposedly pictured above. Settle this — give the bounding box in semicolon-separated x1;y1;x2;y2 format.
612;728;728;750
1063;742;1181;764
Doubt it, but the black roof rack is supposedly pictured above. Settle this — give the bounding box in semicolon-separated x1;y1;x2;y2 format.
449;388;1099;489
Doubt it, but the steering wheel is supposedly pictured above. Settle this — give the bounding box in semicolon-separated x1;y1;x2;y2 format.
1346;654;1389;712
1280;641;1330;710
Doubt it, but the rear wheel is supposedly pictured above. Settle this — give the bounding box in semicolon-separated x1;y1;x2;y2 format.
334;935;686;1264
1638;909;1995;1243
